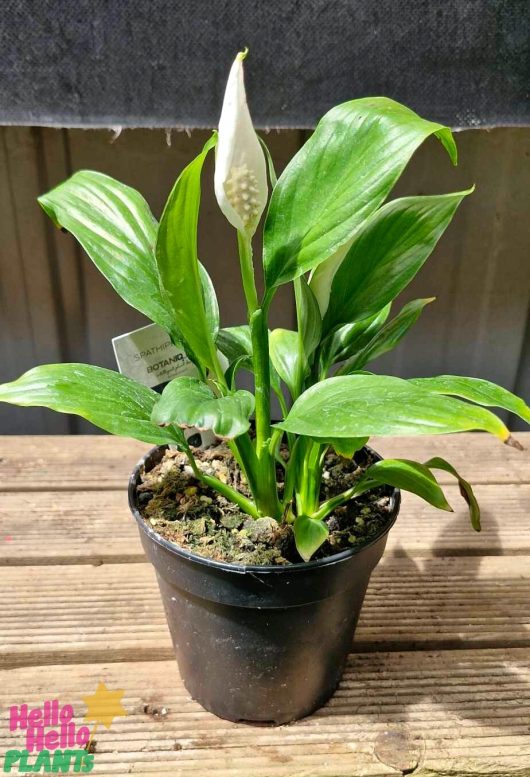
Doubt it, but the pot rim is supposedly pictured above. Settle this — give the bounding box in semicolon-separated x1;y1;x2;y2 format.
128;444;401;575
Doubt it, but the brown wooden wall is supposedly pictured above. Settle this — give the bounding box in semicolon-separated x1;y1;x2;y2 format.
0;127;529;434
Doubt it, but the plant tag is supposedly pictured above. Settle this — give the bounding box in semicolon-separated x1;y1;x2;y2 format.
112;323;214;448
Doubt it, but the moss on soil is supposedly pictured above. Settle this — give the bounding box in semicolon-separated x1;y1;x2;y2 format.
136;443;394;565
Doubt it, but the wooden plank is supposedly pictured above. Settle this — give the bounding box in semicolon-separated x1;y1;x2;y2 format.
375;434;530;484
63;129;300;374
0;128;303;435
39;129;90;371
512;306;530;432
386;485;530;557
63;128;302;419
1;556;528;668
0;649;528;776
2;127;529;435
440;130;530;396
0;434;528;492
0;490;141;565
1;484;529;566
375;129;530;416
0;436;147;491
0;128;68;434
1;129;68;430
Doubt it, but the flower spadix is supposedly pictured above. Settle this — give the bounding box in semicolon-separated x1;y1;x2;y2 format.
214;50;267;237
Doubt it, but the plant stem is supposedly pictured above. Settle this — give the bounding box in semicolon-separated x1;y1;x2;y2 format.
250;308;272;451
249;303;282;519
289;438;327;517
282;436;298;507
231;432;260;495
293;276;308;399
269;429;287;475
201;472;260;518
312;477;378;522
234;235;280;519
305;441;325;514
273;384;289;419
237;231;259;316
209;347;229;389
272;380;295;452
182;438;260;518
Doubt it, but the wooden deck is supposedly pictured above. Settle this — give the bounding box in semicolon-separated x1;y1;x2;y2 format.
0;433;529;776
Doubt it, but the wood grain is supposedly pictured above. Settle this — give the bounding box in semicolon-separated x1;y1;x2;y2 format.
0;433;528;491
1;434;529;776
0;435;147;490
1;556;528;668
1;650;528;776
2;127;529;436
377;128;530;433
1;484;530;565
0;128;69;434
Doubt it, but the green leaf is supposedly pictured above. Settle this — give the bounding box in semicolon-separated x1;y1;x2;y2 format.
216;326;253;366
310;243;352;316
264;97;457;288
199;264;220;340
0;364;182;446
320;304;391;370
269;329;303;400
269;329;305;401
359;459;453;511
151;376;254;439
316;437;368;458
224;355;249;391
276;375;510;440
293;514;329;561
323;191;470;334
217;325;284;399
410;376;530;425
258;135;278;187
156;135;219;371
295;276;322;361
423;456;481;531
38;171;179;341
341;298;434;373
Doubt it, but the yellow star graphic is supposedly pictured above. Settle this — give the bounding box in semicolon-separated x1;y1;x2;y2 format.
82;682;127;730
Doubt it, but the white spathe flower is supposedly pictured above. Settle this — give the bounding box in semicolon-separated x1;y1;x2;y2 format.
214;50;267;237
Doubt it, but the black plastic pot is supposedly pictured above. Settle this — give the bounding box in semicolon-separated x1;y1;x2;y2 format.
129;445;400;725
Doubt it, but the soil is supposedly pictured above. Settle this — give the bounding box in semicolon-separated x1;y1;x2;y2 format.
135;443;395;565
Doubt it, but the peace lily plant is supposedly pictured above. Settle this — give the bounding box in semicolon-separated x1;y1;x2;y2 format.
1;51;529;562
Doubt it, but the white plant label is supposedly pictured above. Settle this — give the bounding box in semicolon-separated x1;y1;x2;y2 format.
112;323;214;448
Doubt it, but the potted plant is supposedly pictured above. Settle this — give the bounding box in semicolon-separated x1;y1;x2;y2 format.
1;51;528;725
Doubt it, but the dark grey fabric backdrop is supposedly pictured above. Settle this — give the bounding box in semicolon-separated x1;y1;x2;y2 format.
0;0;528;129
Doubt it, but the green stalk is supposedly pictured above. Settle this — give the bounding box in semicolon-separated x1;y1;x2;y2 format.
181;439;260;518
293;277;308;398
232;233;280;519
250;307;272;451
282;436;301;511
291;439;327;516
312;478;378;522
209;346;229;389
231;432;260;496
305;441;325;514
272;381;295;452
200;472;260;518
237;231;259;315
249;302;282;519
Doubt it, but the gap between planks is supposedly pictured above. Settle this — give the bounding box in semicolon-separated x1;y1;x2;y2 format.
1;484;529;565
0;434;528;492
1;556;529;668
0;649;529;776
